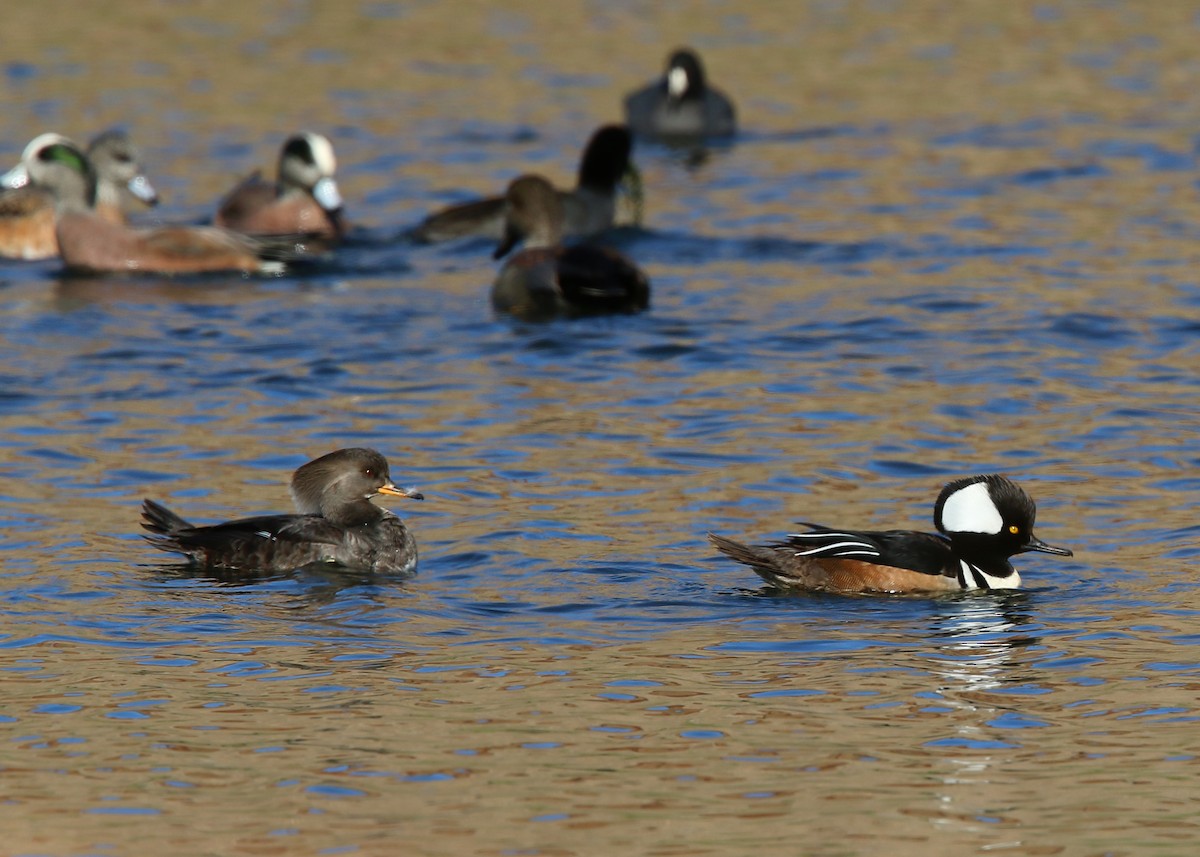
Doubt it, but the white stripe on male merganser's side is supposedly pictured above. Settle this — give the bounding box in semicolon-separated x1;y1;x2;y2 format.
940;481;1003;534
787;531;873;541
786;532;882;558
792;537;878;556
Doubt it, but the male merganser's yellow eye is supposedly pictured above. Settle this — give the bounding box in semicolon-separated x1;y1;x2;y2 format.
1009;525;1020;534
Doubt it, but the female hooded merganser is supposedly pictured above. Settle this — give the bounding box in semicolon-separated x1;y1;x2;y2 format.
491;173;650;320
708;475;1072;593
623;47;737;141
141;448;424;574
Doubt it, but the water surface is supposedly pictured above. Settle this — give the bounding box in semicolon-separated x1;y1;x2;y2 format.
3;2;1200;855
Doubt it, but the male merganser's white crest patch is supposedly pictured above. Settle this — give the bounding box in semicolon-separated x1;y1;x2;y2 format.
792;541;880;558
305;132;337;176
940;480;1003;534
667;67;689;99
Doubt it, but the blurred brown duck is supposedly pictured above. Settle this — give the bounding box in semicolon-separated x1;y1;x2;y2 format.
0;130;158;260
416;125;636;243
491;173;650;320
215;131;345;239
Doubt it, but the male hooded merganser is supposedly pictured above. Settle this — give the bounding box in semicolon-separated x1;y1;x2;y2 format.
141;448;424;574
215;132;345;239
623;48;737;141
708;475;1072;593
414;124;637;243
491;173;650;320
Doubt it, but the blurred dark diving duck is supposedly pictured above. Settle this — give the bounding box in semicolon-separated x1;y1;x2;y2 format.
0;130;159;260
414;124;638;243
2;134;298;274
215;131;345;241
490;173;650;321
709;474;1072;594
624;47;737;142
141;448;424;575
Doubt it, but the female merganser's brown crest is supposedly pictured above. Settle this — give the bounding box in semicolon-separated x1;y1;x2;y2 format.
290;447;421;526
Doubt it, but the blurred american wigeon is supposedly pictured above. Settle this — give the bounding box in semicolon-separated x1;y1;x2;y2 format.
215;132;344;239
491;174;649;321
415;125;637;243
87;130;159;223
0;130;158;260
3;135;281;275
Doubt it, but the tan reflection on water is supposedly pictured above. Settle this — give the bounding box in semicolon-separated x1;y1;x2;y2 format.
6;620;1200;855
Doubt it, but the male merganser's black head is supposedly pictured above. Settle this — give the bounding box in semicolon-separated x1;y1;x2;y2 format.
290;447;422;525
665;48;706;102
933;474;1072;561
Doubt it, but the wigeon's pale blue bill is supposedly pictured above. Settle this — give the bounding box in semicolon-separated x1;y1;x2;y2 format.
127;174;158;205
